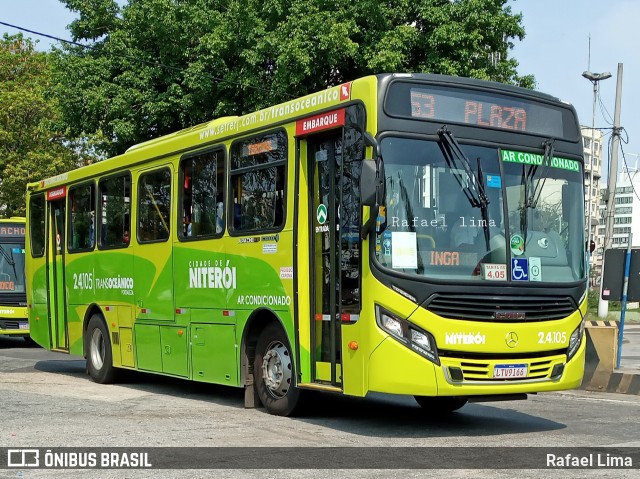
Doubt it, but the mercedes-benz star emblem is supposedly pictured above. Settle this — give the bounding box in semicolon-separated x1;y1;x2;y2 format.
505;332;518;348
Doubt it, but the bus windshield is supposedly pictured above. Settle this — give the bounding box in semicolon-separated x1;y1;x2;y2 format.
375;136;585;283
0;242;26;293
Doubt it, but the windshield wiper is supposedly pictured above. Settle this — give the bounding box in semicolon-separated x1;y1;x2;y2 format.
0;244;15;266
476;158;491;250
526;138;555;209
0;244;19;284
437;126;488;209
520;138;555;244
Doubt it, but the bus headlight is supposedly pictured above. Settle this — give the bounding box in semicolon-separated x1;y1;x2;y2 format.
411;329;431;350
379;311;404;339
567;322;584;360
410;329;439;364
375;306;440;365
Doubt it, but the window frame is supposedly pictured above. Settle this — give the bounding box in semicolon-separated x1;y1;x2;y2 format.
97;171;132;251
28;194;46;258
178;146;226;242
228;128;288;237
67;180;97;254
137;167;172;244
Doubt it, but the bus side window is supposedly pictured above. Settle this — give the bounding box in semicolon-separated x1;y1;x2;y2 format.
179;147;225;240
29;195;46;257
229;130;287;234
138;168;171;242
99;173;131;249
68;182;96;252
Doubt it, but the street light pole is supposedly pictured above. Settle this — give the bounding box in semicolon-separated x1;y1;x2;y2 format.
598;63;624;318
582;70;611;285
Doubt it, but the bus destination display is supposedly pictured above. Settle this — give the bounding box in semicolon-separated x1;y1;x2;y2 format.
411;89;527;131
0;223;26;238
384;82;570;138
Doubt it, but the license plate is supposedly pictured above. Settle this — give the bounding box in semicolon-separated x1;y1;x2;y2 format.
19;323;29;330
493;364;528;378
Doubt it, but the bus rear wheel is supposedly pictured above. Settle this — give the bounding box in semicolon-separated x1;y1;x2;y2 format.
254;323;300;416
86;314;118;384
414;396;468;413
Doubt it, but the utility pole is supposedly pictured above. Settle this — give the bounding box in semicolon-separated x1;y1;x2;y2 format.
598;63;624;318
582;70;611;280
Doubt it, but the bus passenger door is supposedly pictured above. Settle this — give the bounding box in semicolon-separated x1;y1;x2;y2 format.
48;198;68;350
304;128;364;387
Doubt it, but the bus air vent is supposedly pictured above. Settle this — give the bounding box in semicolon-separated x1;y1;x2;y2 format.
425;294;576;322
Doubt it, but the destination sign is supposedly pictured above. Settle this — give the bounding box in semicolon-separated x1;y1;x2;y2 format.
385;82;576;138
0;224;25;238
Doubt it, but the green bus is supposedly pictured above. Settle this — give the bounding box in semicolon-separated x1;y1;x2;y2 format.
26;73;587;415
0;217;29;340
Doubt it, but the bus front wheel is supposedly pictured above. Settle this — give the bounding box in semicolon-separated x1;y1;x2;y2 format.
414;396;468;413
86;314;118;384
254;323;300;416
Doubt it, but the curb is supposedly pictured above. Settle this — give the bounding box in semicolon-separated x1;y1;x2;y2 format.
595;370;640;395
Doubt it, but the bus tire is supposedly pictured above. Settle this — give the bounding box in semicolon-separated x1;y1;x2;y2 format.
254;322;300;416
86;314;118;384
414;396;468;413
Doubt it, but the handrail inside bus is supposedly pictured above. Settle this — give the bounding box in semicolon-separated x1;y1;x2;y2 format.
143;184;170;235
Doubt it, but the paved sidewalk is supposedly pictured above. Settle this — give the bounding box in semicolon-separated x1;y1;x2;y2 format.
618;323;640;373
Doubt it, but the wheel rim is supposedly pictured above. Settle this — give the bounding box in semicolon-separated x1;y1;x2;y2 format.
261;341;292;399
90;328;105;370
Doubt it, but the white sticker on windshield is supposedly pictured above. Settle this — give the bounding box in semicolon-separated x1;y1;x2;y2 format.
529;257;542;281
391;232;417;269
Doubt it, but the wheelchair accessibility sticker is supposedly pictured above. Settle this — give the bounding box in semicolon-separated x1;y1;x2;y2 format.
511;258;529;281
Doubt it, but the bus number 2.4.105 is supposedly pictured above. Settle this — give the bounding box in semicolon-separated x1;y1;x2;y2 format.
73;272;93;290
538;331;566;344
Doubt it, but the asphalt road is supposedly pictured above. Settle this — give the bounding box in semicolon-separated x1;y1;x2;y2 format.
1;335;639;479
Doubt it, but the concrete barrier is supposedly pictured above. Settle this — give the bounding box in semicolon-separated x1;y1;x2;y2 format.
580;320;640;394
581;321;617;392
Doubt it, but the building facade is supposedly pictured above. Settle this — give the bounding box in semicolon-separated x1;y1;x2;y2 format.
598;166;640;252
581;126;604;281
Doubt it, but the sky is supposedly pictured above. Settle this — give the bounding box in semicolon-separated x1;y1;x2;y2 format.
1;0;639;175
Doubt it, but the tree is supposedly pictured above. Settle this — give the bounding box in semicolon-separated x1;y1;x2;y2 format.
53;0;535;157
0;34;85;217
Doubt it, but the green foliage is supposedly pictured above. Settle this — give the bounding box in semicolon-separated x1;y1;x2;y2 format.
52;0;535;157
587;288;599;312
0;34;85;216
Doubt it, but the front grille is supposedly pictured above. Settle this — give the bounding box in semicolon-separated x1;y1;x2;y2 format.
439;349;566;361
426;293;576;322
457;359;554;381
441;351;566;384
0;320;22;330
0;293;27;307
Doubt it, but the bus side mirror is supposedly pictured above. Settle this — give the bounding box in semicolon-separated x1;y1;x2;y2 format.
360;160;385;206
360;159;385;239
360;132;384;206
360;132;385;239
360;160;377;206
363;131;381;159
